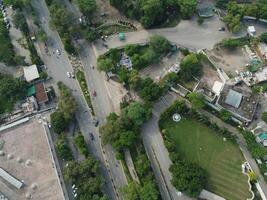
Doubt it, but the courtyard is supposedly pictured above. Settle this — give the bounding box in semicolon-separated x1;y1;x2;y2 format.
162;118;251;200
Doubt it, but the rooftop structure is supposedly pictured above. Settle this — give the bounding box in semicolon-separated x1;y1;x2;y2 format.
198;7;214;18
216;84;259;123
0;168;23;189
0;118;64;200
225;89;243;108
23;65;39;82
212;81;224;96
35;83;48;104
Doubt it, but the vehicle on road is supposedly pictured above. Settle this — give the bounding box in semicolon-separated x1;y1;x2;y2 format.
91;64;94;69
90;133;94;141
218;27;225;31
71;72;75;78
93;90;97;97
94;120;99;127
56;49;61;55
67;72;71;78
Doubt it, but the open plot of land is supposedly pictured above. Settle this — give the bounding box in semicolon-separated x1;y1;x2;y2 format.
207;47;250;76
162;118;251;200
0;118;64;200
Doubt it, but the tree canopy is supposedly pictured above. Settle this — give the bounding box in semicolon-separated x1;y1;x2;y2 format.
179;53;202;81
0;74;27;113
51;82;77;133
100;101;152;152
170;160;207;197
64;157;106;199
187;92;205;110
149;35;171;55
110;0;196;28
75;0;96;18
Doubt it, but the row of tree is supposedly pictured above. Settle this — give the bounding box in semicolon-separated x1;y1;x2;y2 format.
110;0;197;28
121;143;160;200
224;1;267;33
51;82;77;133
47;0;77;54
0;15;23;65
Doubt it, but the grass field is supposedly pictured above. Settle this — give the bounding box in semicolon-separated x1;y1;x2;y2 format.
162;118;251;200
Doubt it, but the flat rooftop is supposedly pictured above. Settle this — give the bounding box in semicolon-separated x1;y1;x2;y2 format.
0;118;64;200
217;84;259;121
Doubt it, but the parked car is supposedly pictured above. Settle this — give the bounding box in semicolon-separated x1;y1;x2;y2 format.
67;72;71;78
218;27;225;31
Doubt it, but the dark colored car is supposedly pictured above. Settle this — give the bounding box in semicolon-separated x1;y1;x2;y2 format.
94;120;99;127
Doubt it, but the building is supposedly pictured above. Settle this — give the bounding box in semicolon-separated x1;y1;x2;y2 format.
216;84;259;123
35;83;48;104
23;65;39;82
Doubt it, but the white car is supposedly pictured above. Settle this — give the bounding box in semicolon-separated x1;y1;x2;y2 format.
56;49;61;55
67;72;71;78
71;72;75;78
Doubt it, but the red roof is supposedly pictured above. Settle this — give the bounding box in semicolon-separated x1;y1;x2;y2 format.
35;83;48;103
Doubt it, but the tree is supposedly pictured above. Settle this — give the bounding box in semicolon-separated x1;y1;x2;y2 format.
128;70;141;90
97;57;115;72
262;112;267;123
49;4;72;33
55;136;73;161
219;109;232;122
121;101;152;127
248;171;257;183
74;133;89;157
0;74;27;113
178;0;197;19
149;35;171;55
121;181;141;200
139;78;162;102
51;111;67;133
187;92;205;109
75;0;96;18
57;82;77;121
170;161;207;197
140;181;159;200
140;0;164;28
179;53;202;81
222;38;241;49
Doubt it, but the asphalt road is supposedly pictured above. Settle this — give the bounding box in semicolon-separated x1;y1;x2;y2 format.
28;0;128;199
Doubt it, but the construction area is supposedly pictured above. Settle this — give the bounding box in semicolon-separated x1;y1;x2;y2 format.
0;118;64;200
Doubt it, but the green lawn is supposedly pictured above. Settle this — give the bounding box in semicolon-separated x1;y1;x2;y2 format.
162;118;251;200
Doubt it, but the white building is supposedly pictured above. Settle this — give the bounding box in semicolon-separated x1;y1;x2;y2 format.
23;64;39;82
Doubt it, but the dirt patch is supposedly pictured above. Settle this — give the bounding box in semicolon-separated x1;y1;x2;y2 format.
207;47;250;76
